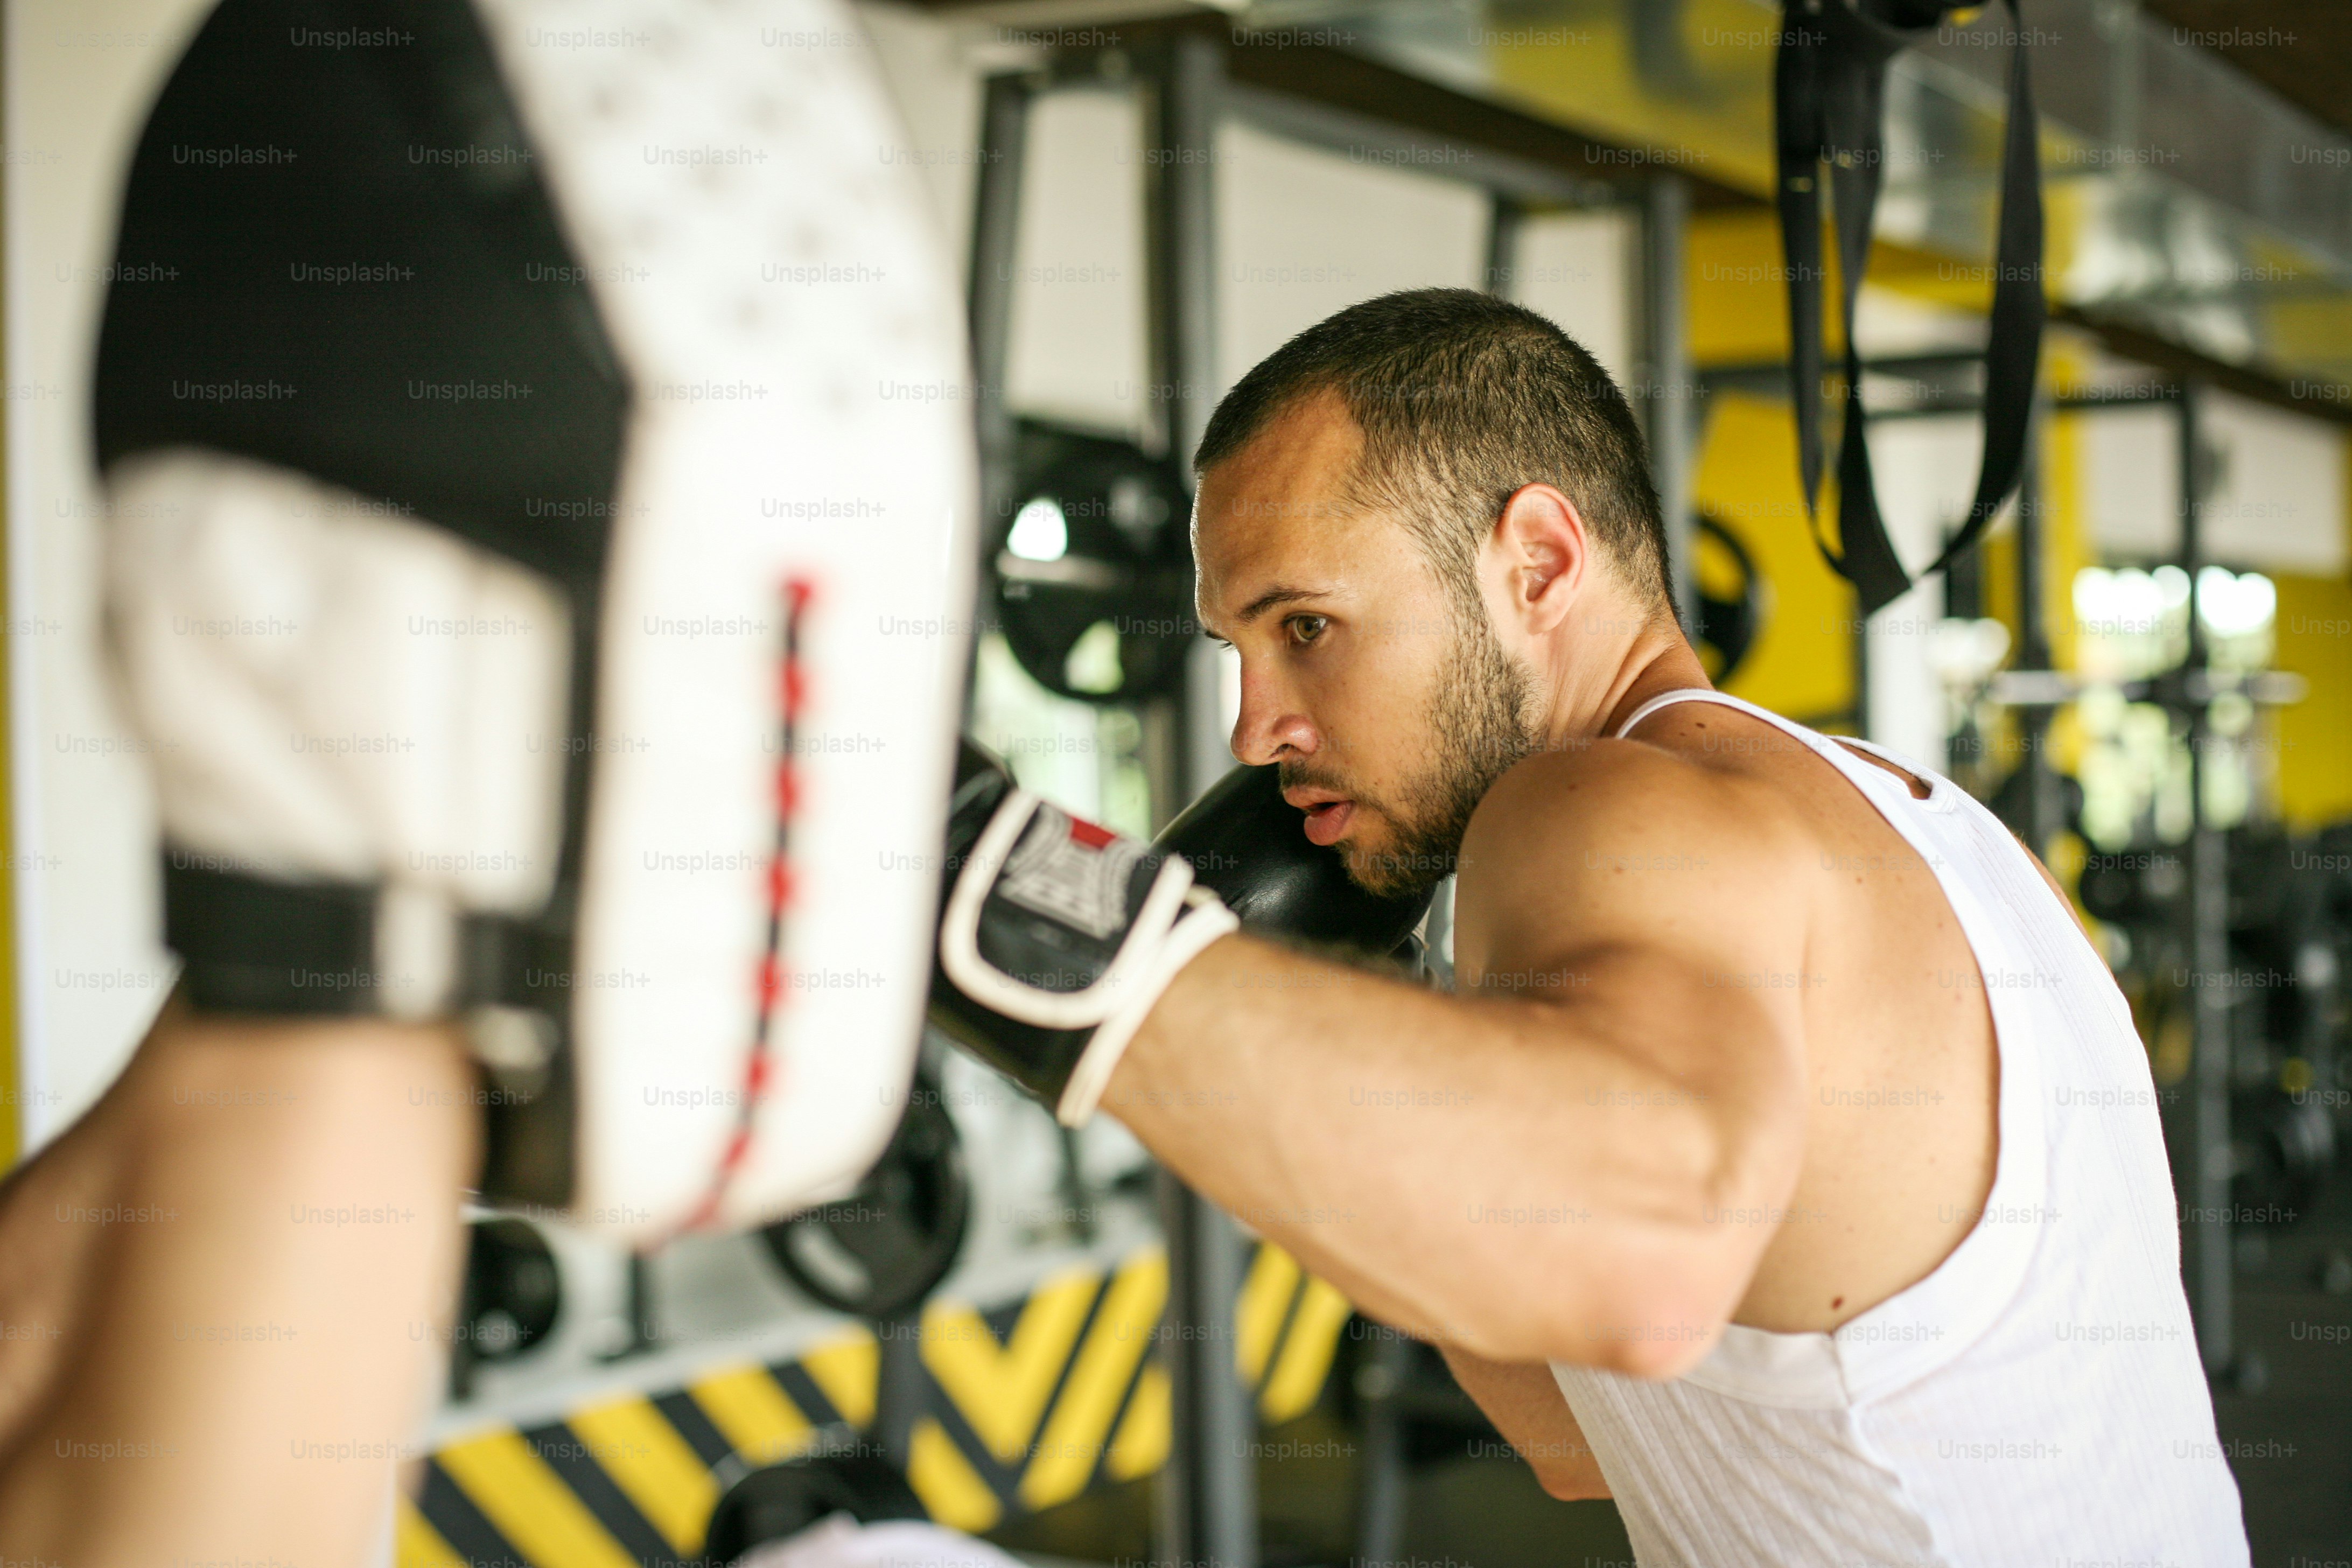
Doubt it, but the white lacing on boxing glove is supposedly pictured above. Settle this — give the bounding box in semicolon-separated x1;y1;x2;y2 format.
936;787;1237;1126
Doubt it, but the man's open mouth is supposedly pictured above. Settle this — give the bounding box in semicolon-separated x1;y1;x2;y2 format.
1299;799;1355;846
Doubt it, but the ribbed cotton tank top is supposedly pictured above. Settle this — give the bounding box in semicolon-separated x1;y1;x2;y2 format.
1546;688;2248;1566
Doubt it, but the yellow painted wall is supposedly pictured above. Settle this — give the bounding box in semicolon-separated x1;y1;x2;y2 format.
1688;209;1999;368
1688;210;1859;726
1689;209;1799;365
1693;394;1858;725
1485;4;1779;197
2273;573;2352;830
2274;438;2352;829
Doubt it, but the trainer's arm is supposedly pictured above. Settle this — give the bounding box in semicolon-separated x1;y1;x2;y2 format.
1108;747;1812;1377
0;994;474;1566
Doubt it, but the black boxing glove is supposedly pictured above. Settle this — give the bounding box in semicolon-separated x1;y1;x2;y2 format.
928;743;1238;1126
1156;762;1433;960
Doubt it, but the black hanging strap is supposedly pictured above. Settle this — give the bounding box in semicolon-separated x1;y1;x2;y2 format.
1775;0;2044;617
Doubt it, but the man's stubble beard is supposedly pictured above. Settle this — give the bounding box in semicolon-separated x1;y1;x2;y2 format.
1339;594;1538;901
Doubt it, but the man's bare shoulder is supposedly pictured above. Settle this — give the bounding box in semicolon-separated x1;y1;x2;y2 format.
1456;732;1817;957
1467;731;1813;873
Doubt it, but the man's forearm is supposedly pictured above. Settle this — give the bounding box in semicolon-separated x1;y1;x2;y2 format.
0;1001;475;1565
1107;932;1767;1370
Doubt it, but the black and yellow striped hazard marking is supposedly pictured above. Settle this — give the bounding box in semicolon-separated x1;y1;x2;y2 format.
401;1242;1354;1567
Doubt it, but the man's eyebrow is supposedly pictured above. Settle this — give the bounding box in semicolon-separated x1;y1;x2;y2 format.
1234;586;1324;625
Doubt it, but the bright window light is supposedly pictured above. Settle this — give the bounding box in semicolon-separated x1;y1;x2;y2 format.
2196;566;2276;639
1007;496;1069;562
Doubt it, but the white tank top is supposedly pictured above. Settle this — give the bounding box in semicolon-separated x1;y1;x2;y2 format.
1548;689;2249;1567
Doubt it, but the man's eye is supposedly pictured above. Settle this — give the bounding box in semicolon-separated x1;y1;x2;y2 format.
1286;614;1328;646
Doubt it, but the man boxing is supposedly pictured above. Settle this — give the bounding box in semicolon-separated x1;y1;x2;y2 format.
931;288;2249;1564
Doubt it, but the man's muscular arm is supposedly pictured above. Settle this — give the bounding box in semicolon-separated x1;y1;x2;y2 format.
1108;743;1812;1376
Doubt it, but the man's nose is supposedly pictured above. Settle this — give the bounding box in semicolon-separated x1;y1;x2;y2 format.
1229;663;1317;767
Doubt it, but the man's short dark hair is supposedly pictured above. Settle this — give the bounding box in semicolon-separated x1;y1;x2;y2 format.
1194;288;1672;617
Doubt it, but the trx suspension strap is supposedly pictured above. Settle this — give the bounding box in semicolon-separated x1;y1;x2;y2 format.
1776;0;2044;615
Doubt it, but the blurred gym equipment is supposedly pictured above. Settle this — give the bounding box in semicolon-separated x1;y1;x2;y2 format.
761;1066;975;1324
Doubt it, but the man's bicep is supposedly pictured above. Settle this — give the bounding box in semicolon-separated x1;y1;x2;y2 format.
1460;772;1818;1339
1465;797;1817;1119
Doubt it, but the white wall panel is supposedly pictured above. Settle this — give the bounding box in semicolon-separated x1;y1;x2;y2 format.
1508;209;1633;388
7;0;215;1145
1867;415;1986;766
2202;390;2347;575
1216;121;1488;397
2083;403;2183;561
1001;90;1149;438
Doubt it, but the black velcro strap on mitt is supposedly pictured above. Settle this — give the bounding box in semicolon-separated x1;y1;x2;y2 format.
1776;0;2045;615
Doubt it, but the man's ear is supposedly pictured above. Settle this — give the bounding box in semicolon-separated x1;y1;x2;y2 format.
1487;483;1590;636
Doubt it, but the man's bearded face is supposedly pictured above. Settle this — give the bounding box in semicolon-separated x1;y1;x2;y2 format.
1283;591;1537;901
